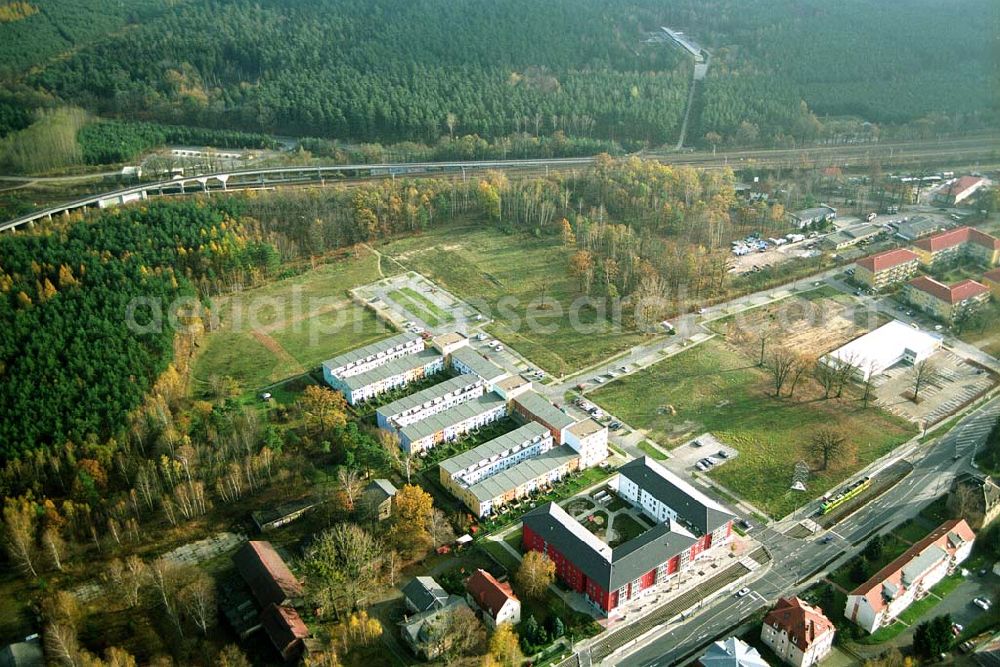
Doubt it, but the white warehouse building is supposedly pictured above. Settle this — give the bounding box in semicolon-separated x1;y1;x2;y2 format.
821;320;942;382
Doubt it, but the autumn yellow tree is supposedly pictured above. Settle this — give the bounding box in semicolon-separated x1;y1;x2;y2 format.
389;484;435;556
569;249;595;295
298;385;348;435
484;624;524;667
515;550;555;599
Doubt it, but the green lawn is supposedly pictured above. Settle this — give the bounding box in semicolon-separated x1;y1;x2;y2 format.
389;286;454;326
591;339;916;517
829;533;911;593
378;223;652;375
610;513;648;546
638;440;668;460
192;248;394;393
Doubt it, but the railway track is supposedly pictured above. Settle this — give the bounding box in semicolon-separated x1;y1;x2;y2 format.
2;135;997;232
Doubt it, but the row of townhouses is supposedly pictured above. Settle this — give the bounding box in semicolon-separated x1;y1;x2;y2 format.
324;331;609;516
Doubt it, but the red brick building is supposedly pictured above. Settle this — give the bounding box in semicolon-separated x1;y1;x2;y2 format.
521;459;734;614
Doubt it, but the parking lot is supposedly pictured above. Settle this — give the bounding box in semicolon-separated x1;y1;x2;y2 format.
661;433;739;473
351;272;485;334
873;349;996;425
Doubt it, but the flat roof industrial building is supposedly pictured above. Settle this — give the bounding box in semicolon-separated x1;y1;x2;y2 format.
822;320;942;381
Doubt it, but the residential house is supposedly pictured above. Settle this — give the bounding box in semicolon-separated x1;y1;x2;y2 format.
361;479;398;522
844;519;975;633
904;276;990;323
934;176;986;206
322;332;423;382
948;473;1000;530
493;374;533;401
400;596;472;660
398;393;508;454
511;391;576;444
466;569;521;628
854;249;920;290
564;418;609;467
376;375;485;430
450;346;509;388
431;331;469;356
911;226;1000;267
457;445;580;517
698;637;770;667
440;422;554;491
522;457;734;615
402;576;450;614
326;349;445;405
761;597;835;667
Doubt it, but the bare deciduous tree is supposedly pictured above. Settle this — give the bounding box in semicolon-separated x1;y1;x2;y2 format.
767;347;797;397
337;468;363;511
911;359;939;402
179;571;217;635
808;428;851;471
3;496;38;578
301;523;383;619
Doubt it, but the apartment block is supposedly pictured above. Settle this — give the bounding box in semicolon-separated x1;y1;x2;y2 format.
904;276;990;323
854;248;920;290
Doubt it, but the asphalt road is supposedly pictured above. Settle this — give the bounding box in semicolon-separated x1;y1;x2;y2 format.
614;396;1000;666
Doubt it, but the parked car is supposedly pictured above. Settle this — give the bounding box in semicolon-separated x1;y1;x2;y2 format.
618;365;629;373
609;421;622;430
952;623;964;636
696;462;709;472
960;641;975;653
735;587;751;598
717;450;729;459
260;392;272;401
738;519;753;531
973;597;991;611
593;376;605;384
494;345;504;352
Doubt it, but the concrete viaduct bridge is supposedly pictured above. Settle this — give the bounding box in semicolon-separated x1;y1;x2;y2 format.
0;157;594;233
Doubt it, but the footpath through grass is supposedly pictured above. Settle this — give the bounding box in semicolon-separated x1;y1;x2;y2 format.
192;248;393;393
591;339;915;517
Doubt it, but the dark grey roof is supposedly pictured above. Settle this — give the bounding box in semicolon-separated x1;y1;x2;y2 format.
0;639;43;667
618;457;733;535
322;332;420;371
522;503;612;586
402;576;449;612
521;502;699;591
365;479;398;501
608;524;696;590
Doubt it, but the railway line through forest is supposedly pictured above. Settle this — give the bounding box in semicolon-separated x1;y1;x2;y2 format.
1;135;998;233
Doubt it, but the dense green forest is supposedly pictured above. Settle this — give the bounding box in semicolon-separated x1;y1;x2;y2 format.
0;0;987;155
0;199;284;456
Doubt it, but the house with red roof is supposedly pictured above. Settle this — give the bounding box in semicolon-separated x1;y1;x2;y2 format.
934;176;986;206
845;519;975;633
761;597;835;667
912;226;1000;267
854;248;920;289
903;276;990;323
466;568;521;628
260;603;310;661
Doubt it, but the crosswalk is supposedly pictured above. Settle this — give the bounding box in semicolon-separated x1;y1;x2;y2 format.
941;401;1000;457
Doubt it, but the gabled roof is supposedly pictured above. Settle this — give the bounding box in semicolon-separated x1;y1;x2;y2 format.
377;374;483;418
322;332;420;371
400;596;468;646
914;226;1000;253
856;248;919;273
699;637;770;667
907;276;989;304
943;176;986;197
450;346;508;383
399;393;507;443
513;391;575;431
339;349;443;391
364;478;397;502
618;457;734;535
439;421;550;477
260;604;309;656
764;597;835;652
466;569;518;619
984;268;1000;284
402;576;449;612
234;541;303;607
849;519;975;614
522;500;701;592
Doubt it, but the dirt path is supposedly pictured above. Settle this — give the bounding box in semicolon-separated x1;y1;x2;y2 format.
251;329;305;374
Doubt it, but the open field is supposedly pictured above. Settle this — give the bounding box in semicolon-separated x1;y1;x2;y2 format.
191;247;395;394
590;339;915;517
378;222;652;375
708;287;879;361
